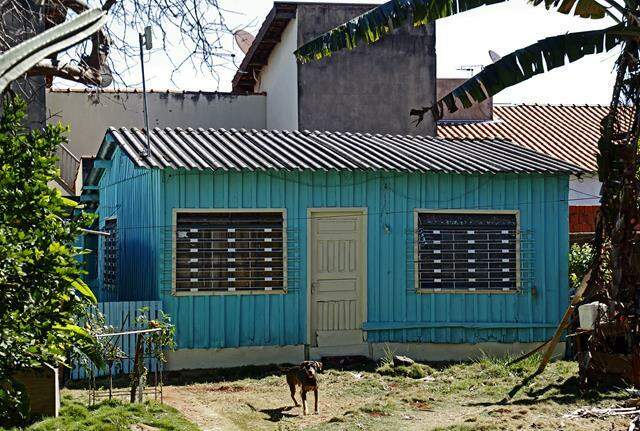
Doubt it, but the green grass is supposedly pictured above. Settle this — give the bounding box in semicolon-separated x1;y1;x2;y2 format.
19;396;199;431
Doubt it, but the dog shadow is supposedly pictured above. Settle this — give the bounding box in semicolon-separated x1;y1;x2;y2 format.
255;404;298;422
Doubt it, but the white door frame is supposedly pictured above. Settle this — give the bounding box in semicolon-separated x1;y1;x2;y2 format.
306;207;368;347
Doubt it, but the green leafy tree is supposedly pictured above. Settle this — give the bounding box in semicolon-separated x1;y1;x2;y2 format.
295;0;640;313
0;97;98;426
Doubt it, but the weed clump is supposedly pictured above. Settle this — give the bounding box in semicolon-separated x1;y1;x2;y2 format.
375;344;434;378
376;362;432;379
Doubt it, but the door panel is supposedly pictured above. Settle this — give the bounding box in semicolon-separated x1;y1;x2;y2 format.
310;211;365;347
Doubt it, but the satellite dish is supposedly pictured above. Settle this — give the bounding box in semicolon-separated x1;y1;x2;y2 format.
98;63;113;88
234;30;255;54
489;50;502;63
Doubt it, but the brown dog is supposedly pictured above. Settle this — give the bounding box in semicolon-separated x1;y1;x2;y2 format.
285;361;322;415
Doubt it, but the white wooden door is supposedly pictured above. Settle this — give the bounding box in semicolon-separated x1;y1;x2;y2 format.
309;210;365;347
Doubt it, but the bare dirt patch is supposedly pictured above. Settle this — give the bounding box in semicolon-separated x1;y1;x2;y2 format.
64;358;633;430
163;385;240;431
150;358;633;431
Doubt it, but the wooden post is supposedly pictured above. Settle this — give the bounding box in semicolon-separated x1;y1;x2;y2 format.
537;270;592;373
138;338;145;403
108;361;113;400
130;333;144;403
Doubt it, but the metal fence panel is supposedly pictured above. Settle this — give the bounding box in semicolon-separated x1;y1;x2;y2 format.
70;300;162;380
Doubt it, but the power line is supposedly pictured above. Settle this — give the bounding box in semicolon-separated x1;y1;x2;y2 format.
96;194;599;232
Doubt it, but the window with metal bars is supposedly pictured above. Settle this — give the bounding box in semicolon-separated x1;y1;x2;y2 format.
416;211;519;293
103;218;119;291
174;211;286;293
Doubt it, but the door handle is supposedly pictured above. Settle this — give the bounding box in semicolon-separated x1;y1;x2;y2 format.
311;282;317;293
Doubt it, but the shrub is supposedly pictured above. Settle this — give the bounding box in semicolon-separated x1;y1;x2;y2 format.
0;97;98;426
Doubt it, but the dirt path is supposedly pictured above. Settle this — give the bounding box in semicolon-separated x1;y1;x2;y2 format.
156;361;631;431
163;386;240;431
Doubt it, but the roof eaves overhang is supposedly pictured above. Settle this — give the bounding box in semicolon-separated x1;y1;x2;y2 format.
80;130;121;209
231;2;297;93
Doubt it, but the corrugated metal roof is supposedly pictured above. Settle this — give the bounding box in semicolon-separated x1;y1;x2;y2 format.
104;127;584;175
437;104;631;171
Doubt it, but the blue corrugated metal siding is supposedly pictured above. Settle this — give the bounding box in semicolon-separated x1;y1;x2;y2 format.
154;169;568;349
95;147;162;302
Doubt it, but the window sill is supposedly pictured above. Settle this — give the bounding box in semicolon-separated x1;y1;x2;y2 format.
416;288;521;295
172;289;287;297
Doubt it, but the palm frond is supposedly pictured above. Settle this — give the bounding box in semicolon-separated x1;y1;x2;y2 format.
0;9;108;93
531;0;608;19
294;0;506;63
413;24;628;123
294;0;611;63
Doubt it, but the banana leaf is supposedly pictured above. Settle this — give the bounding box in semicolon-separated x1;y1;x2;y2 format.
415;24;629;123
532;0;607;18
294;0;608;63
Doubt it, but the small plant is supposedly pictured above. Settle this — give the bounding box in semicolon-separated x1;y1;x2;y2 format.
126;308;176;402
569;243;594;290
136;307;176;364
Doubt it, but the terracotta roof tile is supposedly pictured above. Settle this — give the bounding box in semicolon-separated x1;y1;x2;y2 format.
437;104;625;171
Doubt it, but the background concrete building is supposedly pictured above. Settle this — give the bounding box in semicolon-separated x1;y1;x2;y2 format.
232;1;437;136
46;89;267;194
49;2;439;195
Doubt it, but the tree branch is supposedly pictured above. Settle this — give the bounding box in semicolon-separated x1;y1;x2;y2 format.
27;59;102;86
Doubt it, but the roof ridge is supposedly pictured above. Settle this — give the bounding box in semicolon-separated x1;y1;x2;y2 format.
494;102;611;108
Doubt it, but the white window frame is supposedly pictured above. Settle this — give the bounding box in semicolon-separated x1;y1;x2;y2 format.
413;209;521;294
172;208;288;296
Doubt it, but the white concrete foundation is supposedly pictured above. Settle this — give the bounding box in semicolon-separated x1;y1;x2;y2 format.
369;341;566;363
166;342;565;370
308;344;370;360
166;345;305;370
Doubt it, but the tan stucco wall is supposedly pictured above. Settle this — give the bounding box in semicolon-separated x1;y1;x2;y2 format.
256;18;299;131
46;90;267;192
437;78;493;122
47;90;267;158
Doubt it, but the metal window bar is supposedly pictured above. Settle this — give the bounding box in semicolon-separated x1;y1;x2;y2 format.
406;221;535;293
170;212;298;293
103;219;119;292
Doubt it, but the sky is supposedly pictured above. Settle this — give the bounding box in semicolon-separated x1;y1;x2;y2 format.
99;0;620;105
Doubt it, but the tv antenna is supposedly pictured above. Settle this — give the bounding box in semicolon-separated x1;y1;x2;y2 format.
139;26;153;157
457;64;484;76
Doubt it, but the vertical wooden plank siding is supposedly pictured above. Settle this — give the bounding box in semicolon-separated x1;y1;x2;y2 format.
95;147;161;302
95;150;570;349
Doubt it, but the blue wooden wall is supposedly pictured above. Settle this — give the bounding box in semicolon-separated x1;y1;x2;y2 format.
94;151;569;349
94;147;162;302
